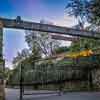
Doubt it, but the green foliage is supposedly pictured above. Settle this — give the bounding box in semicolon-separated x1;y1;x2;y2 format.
56;59;73;66
69;37;100;52
89;0;100;25
54;46;69;54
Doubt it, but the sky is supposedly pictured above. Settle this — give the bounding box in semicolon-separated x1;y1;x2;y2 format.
0;0;78;68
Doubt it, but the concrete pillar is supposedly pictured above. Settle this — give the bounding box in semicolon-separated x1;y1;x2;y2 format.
0;21;5;100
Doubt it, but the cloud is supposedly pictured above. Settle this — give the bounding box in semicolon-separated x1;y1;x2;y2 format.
55;15;78;27
5;61;13;69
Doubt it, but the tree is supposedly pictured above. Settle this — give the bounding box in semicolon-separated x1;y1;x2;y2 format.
89;0;100;25
66;0;100;26
13;48;30;65
66;0;90;51
65;0;100;52
25;20;60;57
66;0;90;29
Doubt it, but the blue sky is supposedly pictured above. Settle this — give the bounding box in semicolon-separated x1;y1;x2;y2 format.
1;0;78;68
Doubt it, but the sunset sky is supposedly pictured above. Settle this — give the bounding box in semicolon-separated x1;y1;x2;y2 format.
0;0;78;68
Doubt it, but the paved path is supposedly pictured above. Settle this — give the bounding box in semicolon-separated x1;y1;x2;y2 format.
6;88;100;100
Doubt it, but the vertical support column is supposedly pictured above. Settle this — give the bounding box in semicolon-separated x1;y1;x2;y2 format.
20;62;24;100
89;70;93;91
20;63;23;100
0;21;5;100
